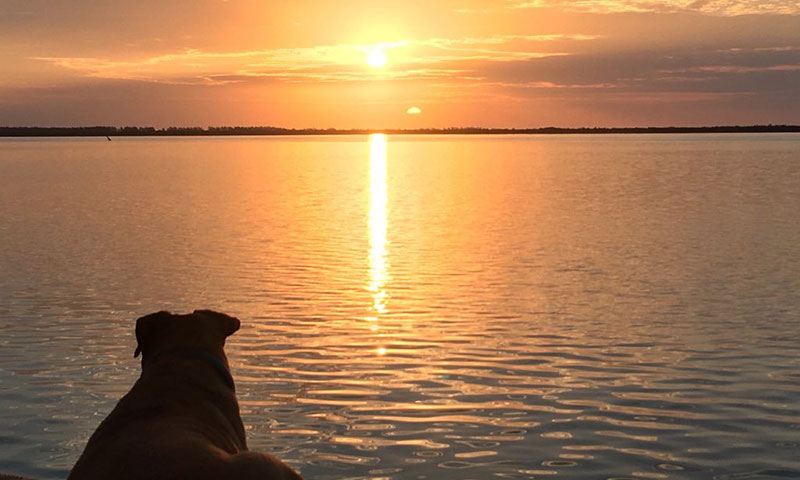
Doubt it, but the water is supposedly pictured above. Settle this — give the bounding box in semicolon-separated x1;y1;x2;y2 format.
1;134;799;480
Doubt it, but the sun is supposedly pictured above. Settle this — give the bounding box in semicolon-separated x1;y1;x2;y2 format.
366;46;387;68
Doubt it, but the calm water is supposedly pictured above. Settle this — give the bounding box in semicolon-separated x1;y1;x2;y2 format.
1;134;799;480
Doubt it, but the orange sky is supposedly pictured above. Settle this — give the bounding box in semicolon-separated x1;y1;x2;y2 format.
1;0;798;127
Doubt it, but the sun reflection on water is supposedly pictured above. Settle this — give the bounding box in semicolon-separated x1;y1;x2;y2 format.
368;134;388;354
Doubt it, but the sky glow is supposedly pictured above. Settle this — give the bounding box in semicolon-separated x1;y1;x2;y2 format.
0;1;797;127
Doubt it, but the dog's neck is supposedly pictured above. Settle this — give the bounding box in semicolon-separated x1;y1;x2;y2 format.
144;348;236;391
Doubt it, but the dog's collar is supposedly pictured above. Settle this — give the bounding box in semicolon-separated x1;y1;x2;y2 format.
147;348;235;391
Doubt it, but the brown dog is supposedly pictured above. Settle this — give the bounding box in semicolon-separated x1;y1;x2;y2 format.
68;310;302;480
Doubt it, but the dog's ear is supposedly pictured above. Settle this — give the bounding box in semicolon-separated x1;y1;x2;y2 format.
134;311;172;358
194;309;240;339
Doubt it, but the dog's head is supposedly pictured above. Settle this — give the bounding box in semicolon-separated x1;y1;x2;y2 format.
134;310;240;359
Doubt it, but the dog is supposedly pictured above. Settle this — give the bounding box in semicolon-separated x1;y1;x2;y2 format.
68;310;302;480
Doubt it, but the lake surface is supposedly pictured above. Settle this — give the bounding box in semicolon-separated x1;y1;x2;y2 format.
1;134;799;480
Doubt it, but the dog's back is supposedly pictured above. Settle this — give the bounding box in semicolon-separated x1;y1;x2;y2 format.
68;310;302;480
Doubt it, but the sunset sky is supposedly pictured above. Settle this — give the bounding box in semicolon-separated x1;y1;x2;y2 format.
1;0;798;128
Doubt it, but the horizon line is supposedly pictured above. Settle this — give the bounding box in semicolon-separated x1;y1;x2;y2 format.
1;124;799;137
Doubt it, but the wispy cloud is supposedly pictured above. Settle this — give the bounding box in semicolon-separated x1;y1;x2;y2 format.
33;34;596;85
31;36;800;100
507;0;800;15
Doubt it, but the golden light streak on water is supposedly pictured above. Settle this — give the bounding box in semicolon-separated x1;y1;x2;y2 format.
368;134;388;354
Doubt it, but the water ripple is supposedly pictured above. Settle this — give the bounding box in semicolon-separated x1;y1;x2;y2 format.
2;135;800;479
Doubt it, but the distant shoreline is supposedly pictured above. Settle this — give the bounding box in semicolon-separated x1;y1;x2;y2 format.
1;125;799;137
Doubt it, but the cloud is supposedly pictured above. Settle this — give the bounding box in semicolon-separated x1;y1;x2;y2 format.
34;45;371;84
30;34;800;115
468;45;800;101
32;34;596;85
507;0;800;15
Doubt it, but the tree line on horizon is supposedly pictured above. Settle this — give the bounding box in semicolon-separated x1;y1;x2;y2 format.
1;125;798;137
